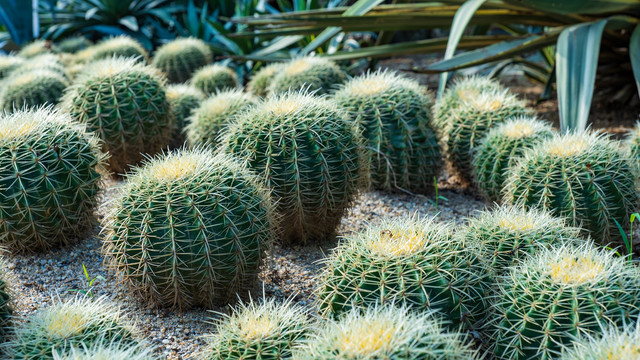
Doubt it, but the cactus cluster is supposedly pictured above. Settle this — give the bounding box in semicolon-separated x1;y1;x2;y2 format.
504;131;639;244
559;323;640;360
190;64;239;95
0;108;105;252
83;36;148;63
204;298;311;360
6;296;138;360
103;149;276;309
0;55;24;79
247;63;284;97
52;342;156;360
165;84;205;148
446;89;530;182
295;306;480;360
18;40;51;58
0;69;70;111
152;38;212;83
54;37;92;54
318;216;490;330
64;57;171;174
268;57;346;95
333;70;440;193
220;91;365;244
491;243;640;360
472;117;555;202
186;89;257;147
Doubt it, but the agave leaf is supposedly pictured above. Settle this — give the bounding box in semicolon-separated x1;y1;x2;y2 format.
631;24;640;96
501;0;640;15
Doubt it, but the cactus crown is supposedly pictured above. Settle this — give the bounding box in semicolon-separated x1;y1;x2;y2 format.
0;55;25;78
341;69;424;98
55;37;92;54
89;36;148;62
190;64;238;94
560;323;640;360
152;37;212;83
166;84;204;102
268;57;346;95
0;68;70;111
18;40;51;58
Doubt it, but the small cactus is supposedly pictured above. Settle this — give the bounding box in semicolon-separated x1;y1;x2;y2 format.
18;40;51;58
491;243;640;360
0;108;106;252
86;36;148;63
247;63;284;97
459;205;582;273
333;70;441;193
294;306;480;360
220;90;365;244
13;54;70;80
54;37;93;54
268;57;346;96
53;341;157;360
64;57;172;174
165;84;205;148
445;89;530;182
0;69;70;111
204;298;311;360
0;259;13;337
0;55;24;79
103;149;277;309
152;38;212;83
185;89;257;147
624;122;640;165
503;131;639;244
318;216;490;331
559;322;640;360
190;64;239;95
7;296;139;360
472;117;555;202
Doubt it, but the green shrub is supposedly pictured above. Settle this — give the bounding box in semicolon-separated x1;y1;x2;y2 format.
559;323;640;360
0;69;69;112
0;55;24;79
103;149;276;309
18;40;51;58
220;91;365;244
165;84;205;148
268;57;346;96
247;63;284;97
85;36;148;63
54;37;92;54
152;38;212;83
190;64;238;95
333;70;440;193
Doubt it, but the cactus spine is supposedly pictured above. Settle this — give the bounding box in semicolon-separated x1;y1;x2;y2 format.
52;342;157;360
0;69;70;112
0;260;12;337
85;36;148;63
0;55;24;79
190;64;239;95
165;84;205;149
247;63;284;97
152;38;212;83
559;323;640;360
268;57;346;95
18;40;51;58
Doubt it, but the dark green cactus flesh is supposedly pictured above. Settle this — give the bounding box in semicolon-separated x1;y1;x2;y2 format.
64;57;172;174
472;117;554;202
0;108;106;252
152;38;212;84
0;69;69;112
333;70;441;193
190;64;239;95
54;37;92;54
318;216;490;331
247;63;284;98
268;57;346;96
445;89;530;182
165;84;205;149
492;244;640;360
503;132;639;245
103;149;276;309
220;91;365;244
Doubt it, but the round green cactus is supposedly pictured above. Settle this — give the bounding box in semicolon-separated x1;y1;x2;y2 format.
18;40;51;58
503;131;639;244
0;260;13;337
318;216;490;331
204;298;311;360
268;57;346;96
472;117;555;202
220;91;365;244
185;89;257;147
64;57;172;174
559;323;640;360
52;342;156;360
103;149;276;309
152;38;212;83
0;55;24;79
247;63;284;97
0;69;70;111
54;37;92;54
491;243;640;360
445;89;530;182
13;54;70;80
86;36;148;63
459;205;582;273
7;296;139;360
165;84;205;148
0;108;105;252
333;70;440;193
624;122;640;164
295;306;480;360
190;64;238;95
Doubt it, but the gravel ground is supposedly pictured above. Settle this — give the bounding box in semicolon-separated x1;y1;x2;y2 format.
4;176;486;359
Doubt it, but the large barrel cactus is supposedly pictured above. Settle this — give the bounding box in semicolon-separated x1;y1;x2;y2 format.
220;91;366;244
333;70;440;193
0;108;105;252
504;131;639;244
103;149;277;309
165;84;205;148
86;36;148;63
268;57;346;95
560;323;640;360
491;243;640;360
247;63;284;97
64;57;172;174
152;38;212;83
190;64;239;95
318;216;490;331
0;69;70;112
472;117;555;202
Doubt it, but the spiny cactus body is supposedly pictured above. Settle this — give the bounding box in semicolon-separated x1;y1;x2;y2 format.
54;37;92;54
560;323;640;360
152;38;212;83
333;70;440;193
220;91;365;244
624;123;640;166
103;149;276;309
0;69;69;111
52;341;156;360
190;64;238;95
7;296;138;360
14;54;69;79
295;306;480;360
247;63;284;97
504;132;639;244
268;57;346;95
85;36;148;63
318;216;490;331
0;260;12;337
185;89;257;147
165;84;205;148
204;298;311;360
18;40;51;58
492;243;640;360
0;55;24;79
0;108;105;252
64;57;171;174
472;117;555;202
